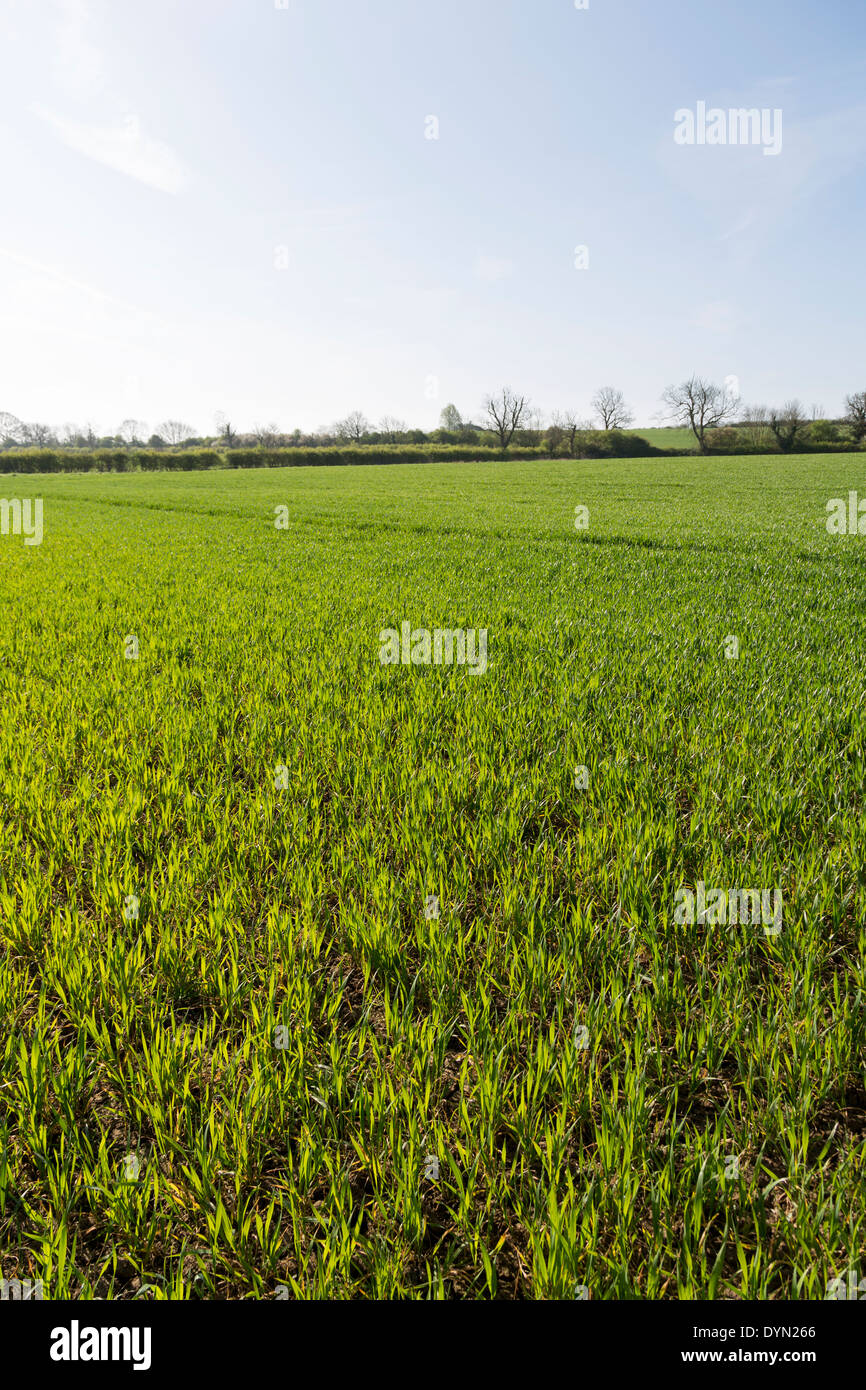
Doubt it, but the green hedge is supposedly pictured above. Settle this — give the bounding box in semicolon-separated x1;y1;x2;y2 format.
224;446;548;467
1;437;861;475
0;445;552;473
0;449;224;474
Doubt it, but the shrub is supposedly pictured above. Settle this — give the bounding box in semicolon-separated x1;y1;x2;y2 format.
810;420;840;445
705;428;743;452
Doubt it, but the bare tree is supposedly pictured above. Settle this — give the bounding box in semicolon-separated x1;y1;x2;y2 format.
21;422;56;446
591;386;634;431
568;412;594;458
844;391;866;444
118;419;147;447
738;405;772;450
483;387;530;452
661;376;738;454
550;410;594;458
377;416;407;442
334;411;371;442
252;422;281;447
158;420;197;446
214;412;238;448
767;400;809;453
545;414;565;455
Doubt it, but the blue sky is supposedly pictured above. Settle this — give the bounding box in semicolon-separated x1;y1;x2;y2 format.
0;0;864;434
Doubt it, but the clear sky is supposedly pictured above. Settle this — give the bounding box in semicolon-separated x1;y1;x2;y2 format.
0;0;864;435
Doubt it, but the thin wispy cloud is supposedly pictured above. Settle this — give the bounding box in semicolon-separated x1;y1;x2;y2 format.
33;0;188;194
32;105;188;195
0;244;160;321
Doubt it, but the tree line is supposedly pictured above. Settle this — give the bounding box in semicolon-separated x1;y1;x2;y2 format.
480;381;866;455
2;380;864;457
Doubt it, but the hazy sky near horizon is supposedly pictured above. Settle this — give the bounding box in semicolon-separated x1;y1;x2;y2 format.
0;0;864;435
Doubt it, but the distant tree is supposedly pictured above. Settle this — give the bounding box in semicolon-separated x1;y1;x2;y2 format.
214;412;239;448
157;420;197;446
334;411;371;442
21;422;56;446
552;410;594;458
591;386;634;431
483;387;530;453
661;376;738;454
378;416;407;442
546;420;566;457
738;405;772;450
118;419;147;447
844;391;866;444
767;401;809;453
252;422;280;447
0;412;24;447
148;433;166;450
439;403;462;433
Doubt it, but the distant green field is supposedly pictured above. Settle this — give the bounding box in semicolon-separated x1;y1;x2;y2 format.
630;426;699;449
1;454;863;1299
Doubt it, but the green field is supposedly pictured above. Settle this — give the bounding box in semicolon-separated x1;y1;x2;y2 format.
630;426;702;450
1;454;864;1300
